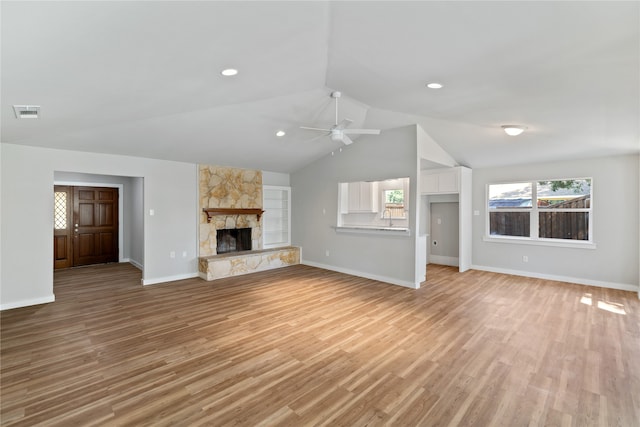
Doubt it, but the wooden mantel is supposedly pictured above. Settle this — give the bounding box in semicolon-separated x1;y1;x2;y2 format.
203;208;265;223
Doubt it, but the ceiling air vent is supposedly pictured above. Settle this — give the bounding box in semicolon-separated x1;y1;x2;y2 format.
13;105;40;119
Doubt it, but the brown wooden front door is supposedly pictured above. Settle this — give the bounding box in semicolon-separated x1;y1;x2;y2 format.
73;187;119;267
53;186;119;269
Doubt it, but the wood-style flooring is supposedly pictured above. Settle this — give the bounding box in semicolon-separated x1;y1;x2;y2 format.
1;263;639;426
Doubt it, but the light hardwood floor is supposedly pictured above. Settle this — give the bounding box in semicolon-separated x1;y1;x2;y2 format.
1;263;639;426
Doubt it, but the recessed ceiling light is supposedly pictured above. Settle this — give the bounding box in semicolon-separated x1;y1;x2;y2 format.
275;130;286;137
426;82;443;89
220;68;238;77
501;125;527;136
13;105;40;119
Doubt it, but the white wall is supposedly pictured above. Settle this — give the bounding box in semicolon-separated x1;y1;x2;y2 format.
0;143;198;309
291;125;419;287
472;154;639;291
262;171;290;187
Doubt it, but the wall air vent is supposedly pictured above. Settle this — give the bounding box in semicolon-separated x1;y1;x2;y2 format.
13;105;40;119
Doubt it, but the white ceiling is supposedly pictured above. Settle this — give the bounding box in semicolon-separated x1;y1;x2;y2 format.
2;1;638;173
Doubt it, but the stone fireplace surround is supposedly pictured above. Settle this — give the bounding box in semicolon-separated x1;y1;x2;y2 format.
198;165;299;281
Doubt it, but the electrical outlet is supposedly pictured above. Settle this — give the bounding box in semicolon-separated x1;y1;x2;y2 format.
522;255;528;262
170;251;175;258
182;251;187;258
325;250;330;257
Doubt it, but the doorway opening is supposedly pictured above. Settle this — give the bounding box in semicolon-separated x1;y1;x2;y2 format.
429;201;460;267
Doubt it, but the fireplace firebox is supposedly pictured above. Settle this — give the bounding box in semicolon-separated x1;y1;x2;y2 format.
216;228;252;254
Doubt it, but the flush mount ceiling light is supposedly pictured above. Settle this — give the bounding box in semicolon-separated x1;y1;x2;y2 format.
501;125;527;136
13;105;40;119
426;82;443;89
275;130;286;137
220;68;238;77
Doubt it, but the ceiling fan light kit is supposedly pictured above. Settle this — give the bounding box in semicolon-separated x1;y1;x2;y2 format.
300;91;380;145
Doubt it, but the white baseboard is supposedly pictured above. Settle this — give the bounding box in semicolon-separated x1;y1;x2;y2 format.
302;260;419;289
142;273;199;286
429;255;459;267
471;264;639;293
124;259;143;271
1;294;55;311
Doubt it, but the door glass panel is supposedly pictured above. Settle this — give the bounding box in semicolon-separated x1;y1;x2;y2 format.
54;191;67;230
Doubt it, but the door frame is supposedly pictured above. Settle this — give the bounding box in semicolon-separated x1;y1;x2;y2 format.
54;181;124;263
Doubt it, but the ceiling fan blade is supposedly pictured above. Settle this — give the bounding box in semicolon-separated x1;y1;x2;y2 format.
341;134;354;145
334;118;354;130
343;129;381;135
300;126;332;132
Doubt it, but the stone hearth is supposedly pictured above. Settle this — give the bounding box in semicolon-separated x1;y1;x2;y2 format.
198;246;300;281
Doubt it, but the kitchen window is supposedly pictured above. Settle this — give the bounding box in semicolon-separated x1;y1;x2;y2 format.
382;189;405;219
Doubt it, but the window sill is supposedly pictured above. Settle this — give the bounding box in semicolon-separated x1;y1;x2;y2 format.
335;226;411;237
483;235;596;249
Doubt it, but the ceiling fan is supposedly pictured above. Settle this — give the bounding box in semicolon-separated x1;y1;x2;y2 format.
300;91;380;145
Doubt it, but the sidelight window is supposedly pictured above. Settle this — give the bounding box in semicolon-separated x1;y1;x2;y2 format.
54;191;68;230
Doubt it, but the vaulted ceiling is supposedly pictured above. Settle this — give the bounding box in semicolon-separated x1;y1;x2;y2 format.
2;1;638;173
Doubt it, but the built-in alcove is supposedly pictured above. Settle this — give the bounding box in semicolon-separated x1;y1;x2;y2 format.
420;166;472;272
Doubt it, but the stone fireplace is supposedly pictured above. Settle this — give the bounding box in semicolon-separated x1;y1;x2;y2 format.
199;165;263;256
198;164;300;281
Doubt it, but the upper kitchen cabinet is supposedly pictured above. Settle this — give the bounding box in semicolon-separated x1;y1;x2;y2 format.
421;168;461;194
347;181;378;213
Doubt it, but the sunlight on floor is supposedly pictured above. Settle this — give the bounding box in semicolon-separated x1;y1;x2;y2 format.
597;300;626;315
580;293;626;315
580;294;592;305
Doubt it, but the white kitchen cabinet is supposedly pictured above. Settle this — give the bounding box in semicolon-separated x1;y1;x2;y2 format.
421;168;459;194
347;182;378;213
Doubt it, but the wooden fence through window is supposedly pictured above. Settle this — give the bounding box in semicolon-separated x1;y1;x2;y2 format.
490;195;590;240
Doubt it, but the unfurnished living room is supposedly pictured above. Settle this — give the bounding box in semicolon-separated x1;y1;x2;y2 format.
1;1;639;426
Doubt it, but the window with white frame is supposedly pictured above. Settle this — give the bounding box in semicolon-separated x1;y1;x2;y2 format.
382;189;406;219
487;178;592;242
